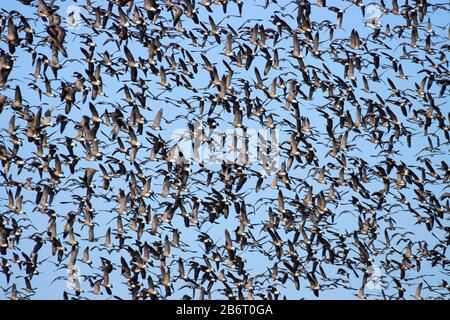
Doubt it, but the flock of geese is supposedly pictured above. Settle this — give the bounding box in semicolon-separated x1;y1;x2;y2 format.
0;0;449;300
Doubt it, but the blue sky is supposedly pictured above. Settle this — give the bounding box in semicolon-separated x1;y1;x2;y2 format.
0;0;449;300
